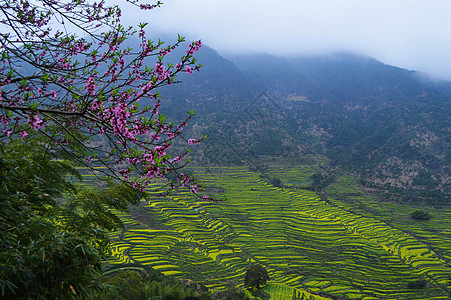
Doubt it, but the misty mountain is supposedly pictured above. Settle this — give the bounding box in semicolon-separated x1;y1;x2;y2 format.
159;45;450;202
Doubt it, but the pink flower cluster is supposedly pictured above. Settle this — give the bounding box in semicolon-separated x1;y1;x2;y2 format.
85;76;97;96
155;62;170;81
27;114;45;131
0;0;208;198
187;40;203;56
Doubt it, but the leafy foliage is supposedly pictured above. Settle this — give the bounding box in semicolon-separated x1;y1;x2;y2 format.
0;0;205;195
0;0;207;297
0;136;143;298
94;266;211;300
269;176;283;188
411;210;431;221
407;279;428;289
244;265;270;290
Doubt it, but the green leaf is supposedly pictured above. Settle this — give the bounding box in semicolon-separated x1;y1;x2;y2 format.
158;114;167;123
41;73;49;83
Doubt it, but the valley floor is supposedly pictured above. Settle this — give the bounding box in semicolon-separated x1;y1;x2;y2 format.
102;164;451;299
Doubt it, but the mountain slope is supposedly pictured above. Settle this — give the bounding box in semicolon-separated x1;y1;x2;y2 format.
162;47;450;201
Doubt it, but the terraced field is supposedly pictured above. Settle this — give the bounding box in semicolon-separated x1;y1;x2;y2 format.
263;164;316;188
106;166;451;299
322;175;451;267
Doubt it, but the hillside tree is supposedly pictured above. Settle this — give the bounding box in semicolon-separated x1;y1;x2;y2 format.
244;265;270;290
0;0;206;297
0;0;205;195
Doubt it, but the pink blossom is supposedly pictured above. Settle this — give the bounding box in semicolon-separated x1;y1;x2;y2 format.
85;76;97;95
0;0;206;197
27;115;45;131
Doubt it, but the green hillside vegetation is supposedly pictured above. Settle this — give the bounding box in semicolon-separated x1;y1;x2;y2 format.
92;266;212;300
2;2;450;297
0;136;145;298
100;164;451;299
322;176;451;264
163;48;451;202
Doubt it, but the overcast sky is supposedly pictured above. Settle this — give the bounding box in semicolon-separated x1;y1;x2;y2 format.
119;0;451;80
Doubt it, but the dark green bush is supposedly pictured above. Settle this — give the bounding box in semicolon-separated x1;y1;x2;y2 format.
270;177;283;188
411;210;431;221
244;265;270;290
407;279;428;289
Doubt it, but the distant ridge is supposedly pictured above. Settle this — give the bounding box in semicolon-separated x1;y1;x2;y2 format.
160;45;450;202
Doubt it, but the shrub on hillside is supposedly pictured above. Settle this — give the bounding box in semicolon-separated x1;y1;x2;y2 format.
244;265;270;290
407;279;428;289
270;177;283;188
411;210;431;221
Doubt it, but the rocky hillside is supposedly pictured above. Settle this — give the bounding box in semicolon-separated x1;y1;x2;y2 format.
159;45;450;202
